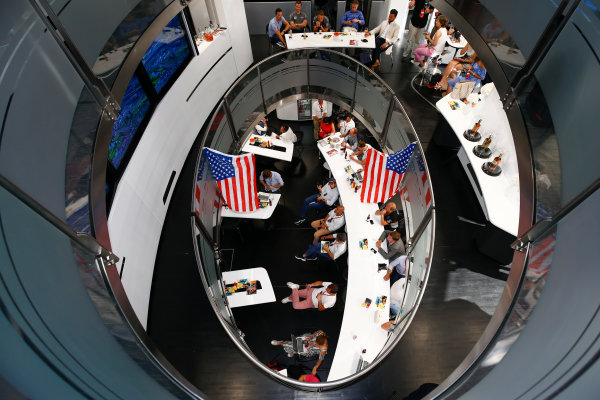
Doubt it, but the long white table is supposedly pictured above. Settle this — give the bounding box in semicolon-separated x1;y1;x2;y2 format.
221;192;281;219
241;134;294;162
285;31;375;50
318;135;393;381
436;86;519;236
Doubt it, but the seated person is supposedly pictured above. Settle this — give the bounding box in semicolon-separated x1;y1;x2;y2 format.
272;124;297;142
312;10;330;32
413;15;448;68
255;117;268;135
384;254;408;286
364;9;400;70
268;8;290;48
376;230;405;263
286;365;320;383
288;1;308;33
341;0;365;32
294;180;339;225
271;330;328;376
341;127;359;151
349;140;368;165
259;169;284;193
296;232;347;261
434;44;476;90
375;201;402;229
318;116;335;139
281;281;339;311
311;205;345;243
338;113;355;136
444;56;487;95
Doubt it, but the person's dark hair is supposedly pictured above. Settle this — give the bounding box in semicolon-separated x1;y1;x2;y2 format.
358;140;366;148
437;15;448;28
295;0;302;4
351;0;359;5
316;333;328;345
327;283;339;294
317;9;325;16
390;9;398;16
323;116;331;124
336;232;347;242
345;113;352;120
262;169;272;178
275;8;282;14
281;124;289;131
390;231;401;241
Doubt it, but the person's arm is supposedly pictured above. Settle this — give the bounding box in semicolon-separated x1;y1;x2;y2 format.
383;269;392;281
341;12;351;26
316;293;326;311
322;243;335;260
349;154;366;165
312;358;324;375
380;212;389;226
390;23;400;44
357;11;365;26
408;0;415;8
308;281;324;287
299;16;308;29
429;29;442;46
259;178;267;190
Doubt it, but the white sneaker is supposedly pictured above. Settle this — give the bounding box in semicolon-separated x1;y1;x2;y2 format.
281;297;291;304
286;282;300;289
271;340;281;345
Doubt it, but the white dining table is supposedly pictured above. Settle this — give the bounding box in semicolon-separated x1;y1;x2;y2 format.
285;31;375;50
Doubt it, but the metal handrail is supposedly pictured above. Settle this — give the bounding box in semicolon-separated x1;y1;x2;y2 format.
0;173;118;264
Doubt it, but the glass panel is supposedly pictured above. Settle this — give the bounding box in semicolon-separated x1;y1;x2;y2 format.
108;74;151;170
308;51;356;106
65;87;103;233
401;145;431;236
354;65;393;142
259;51;309;108
225;68;263;138
90;0;168;86
385;99;417;152
141;14;192;95
205;103;234;153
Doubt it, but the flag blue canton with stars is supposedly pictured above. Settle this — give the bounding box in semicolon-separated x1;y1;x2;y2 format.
204;149;236;181
386;143;415;174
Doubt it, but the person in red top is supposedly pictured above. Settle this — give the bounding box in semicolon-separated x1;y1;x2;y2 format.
318;117;335;139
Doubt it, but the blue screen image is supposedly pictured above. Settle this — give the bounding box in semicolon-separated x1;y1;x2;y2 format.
108;74;151;169
142;15;191;94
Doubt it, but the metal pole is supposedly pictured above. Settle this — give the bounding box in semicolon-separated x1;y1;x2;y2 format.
257;66;267;114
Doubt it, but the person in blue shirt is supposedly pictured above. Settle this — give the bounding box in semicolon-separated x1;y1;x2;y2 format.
259;169;284;193
341;0;365;31
268;8;290;48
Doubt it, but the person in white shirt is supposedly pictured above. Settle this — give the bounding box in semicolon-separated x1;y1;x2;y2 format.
259;169;284;193
294;180;339;225
281;281;338;311
311;205;345;243
255;117;268;135
364;9;400;70
312;99;328;140
338;113;355;136
295;232;347;261
272;124;297;142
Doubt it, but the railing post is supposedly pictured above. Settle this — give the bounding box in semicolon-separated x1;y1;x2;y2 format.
257;66;267;114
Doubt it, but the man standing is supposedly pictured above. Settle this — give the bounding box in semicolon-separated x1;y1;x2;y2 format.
338;113;355;136
311;205;345;243
376;230;405;263
296;232;347;261
402;0;434;60
282;281;339;311
274;124;297;142
259;169;284;193
294;180;339;225
268;8;290;49
312;99;328;140
289;1;308;34
312;9;331;32
364;9;400;69
341;0;365;32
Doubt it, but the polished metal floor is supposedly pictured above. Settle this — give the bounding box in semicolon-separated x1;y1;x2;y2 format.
146;35;508;399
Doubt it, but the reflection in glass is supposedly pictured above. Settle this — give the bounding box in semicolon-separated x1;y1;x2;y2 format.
142;15;192;94
108;75;151;169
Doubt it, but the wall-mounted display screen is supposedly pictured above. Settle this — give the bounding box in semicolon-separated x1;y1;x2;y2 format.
108;74;151;169
142;15;192;94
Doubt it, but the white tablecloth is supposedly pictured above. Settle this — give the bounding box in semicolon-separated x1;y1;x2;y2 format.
222;267;276;308
241;134;294;162
285;31;375;50
221;192;281;219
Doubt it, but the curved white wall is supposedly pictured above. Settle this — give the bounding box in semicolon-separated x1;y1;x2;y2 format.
108;0;252;328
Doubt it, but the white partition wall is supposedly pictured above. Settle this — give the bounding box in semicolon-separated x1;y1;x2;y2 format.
108;0;253;328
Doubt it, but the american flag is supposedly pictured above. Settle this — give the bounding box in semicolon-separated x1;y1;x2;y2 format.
415;149;432;207
203;148;259;212
360;143;416;203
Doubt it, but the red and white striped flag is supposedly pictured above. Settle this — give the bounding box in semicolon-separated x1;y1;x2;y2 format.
360;143;416;203
203;148;259;212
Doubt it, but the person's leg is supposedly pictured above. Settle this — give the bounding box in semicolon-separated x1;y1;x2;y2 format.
402;23;417;58
299;193;320;218
310;219;321;230
414;46;433;67
389;269;404;287
291;288;315;309
367;37;386;67
439;61;462;88
303;243;322;259
313;228;329;243
313;119;320;140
